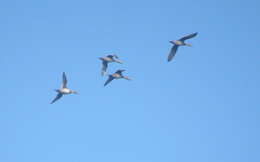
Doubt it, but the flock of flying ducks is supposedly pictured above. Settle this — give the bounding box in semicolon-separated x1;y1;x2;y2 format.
50;32;198;104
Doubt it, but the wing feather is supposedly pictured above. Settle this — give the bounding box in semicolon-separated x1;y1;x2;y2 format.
62;72;67;88
101;61;108;76
179;32;198;41
104;75;115;86
50;93;63;104
168;45;179;62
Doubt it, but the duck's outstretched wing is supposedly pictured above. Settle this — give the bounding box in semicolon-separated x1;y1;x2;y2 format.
104;75;115;86
62;72;67;88
168;45;178;62
51;93;63;104
101;61;108;76
179;32;198;41
113;54;119;59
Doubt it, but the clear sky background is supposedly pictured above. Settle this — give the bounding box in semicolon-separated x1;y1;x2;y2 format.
1;0;259;162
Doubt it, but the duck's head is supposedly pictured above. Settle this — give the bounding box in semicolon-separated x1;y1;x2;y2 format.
169;40;176;44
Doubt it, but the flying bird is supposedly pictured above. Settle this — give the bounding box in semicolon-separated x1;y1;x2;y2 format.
99;54;123;76
168;32;198;62
51;72;78;104
104;69;131;86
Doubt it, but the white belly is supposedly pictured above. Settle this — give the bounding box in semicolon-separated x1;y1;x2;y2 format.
103;57;114;62
113;73;122;79
60;88;71;94
174;40;184;46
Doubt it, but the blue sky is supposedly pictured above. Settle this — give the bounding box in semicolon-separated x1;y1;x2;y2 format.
1;0;259;162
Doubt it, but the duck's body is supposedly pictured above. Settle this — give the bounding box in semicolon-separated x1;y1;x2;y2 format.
168;32;198;62
99;55;117;62
104;69;131;86
170;40;191;46
111;72;123;79
51;72;78;104
99;54;122;76
55;88;74;94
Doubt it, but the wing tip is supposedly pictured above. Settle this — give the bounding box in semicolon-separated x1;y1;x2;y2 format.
167;56;173;62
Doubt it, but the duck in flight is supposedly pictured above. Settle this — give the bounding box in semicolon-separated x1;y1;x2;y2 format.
99;54;123;76
104;69;131;86
168;32;198;62
50;72;78;104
